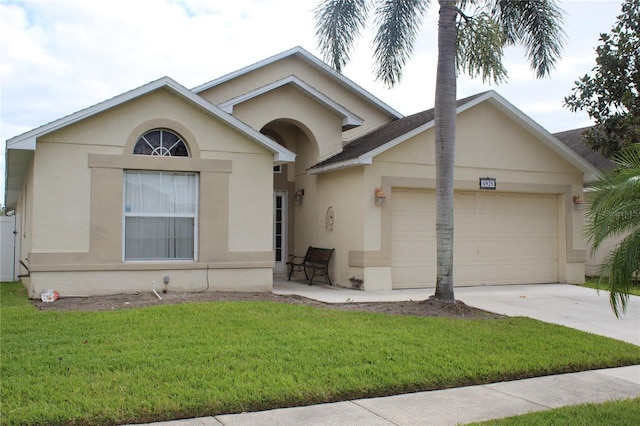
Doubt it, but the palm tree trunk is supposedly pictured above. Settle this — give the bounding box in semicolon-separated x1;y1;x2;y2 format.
434;0;457;302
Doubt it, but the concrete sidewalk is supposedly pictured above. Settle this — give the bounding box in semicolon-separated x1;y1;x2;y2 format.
135;282;640;426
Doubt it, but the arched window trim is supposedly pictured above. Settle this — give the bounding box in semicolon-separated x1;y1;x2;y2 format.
133;129;190;157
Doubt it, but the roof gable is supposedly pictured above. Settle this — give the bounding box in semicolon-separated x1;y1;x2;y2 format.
192;46;403;121
308;90;601;183
217;75;364;130
4;77;297;208
6;77;296;163
308;92;486;172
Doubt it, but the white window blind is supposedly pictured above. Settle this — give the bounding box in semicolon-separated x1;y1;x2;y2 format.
124;171;198;260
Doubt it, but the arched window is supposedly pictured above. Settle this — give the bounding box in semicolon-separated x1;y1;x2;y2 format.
133;129;189;157
127;129;195;261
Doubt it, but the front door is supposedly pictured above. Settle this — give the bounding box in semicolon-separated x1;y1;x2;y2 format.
274;191;287;274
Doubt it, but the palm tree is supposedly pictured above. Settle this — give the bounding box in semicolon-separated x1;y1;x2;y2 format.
314;0;565;302
585;144;640;317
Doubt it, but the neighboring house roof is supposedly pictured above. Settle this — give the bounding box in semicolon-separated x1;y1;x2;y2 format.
553;126;616;172
4;76;296;208
308;90;602;183
217;75;364;130
192;46;404;121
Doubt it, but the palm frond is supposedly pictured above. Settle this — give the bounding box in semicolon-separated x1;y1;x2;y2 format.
372;0;430;87
586;176;640;251
490;0;566;78
586;144;640;317
456;12;508;84
597;230;640;317
314;0;370;72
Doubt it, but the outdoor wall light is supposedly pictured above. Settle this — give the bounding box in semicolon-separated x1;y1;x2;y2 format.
573;195;584;211
295;188;305;202
375;187;387;205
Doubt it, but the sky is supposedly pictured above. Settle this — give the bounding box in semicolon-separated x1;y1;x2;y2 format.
0;0;625;205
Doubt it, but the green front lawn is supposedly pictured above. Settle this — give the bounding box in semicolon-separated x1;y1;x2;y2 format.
2;282;639;425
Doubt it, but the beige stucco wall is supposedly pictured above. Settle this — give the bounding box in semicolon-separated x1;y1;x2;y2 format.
232;85;344;161
32;143;114;253
29;268;272;297
299;167;366;285
318;102;586;289
21;88;277;298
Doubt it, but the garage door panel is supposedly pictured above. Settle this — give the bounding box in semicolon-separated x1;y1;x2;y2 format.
391;189;436;288
478;240;555;257
455;218;477;235
454;265;480;285
392;190;559;288
394;216;432;231
392;265;436;288
455;239;479;259
392;243;433;260
483;218;555;236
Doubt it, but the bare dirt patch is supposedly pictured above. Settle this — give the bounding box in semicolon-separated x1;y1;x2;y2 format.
34;290;504;319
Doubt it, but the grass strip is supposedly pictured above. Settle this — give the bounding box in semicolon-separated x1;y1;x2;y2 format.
2;282;639;425
471;396;640;425
580;278;640;296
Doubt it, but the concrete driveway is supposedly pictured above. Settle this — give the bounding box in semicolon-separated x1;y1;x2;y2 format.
455;284;640;346
274;279;640;346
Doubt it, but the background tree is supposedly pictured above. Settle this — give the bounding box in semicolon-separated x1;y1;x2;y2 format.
585;144;640;317
314;0;565;302
564;0;639;158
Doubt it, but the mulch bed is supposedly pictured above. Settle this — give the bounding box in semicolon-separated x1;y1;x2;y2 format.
34;290;505;319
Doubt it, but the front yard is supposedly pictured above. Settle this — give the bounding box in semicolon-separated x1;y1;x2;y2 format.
1;282;639;425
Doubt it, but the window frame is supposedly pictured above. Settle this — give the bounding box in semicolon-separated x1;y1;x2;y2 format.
133;129;190;157
122;170;199;262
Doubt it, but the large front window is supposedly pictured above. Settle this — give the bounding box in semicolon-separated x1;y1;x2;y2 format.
124;171;198;261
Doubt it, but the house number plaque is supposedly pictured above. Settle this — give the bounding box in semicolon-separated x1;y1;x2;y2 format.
479;177;496;190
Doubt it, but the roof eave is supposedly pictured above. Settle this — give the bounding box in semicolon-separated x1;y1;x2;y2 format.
7;136;36;151
4;148;34;209
307;157;372;175
478;91;602;183
217;75;364;130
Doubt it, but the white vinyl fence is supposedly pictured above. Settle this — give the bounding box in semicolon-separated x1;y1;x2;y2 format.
1;215;21;281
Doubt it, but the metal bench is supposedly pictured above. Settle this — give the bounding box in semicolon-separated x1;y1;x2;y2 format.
286;246;334;286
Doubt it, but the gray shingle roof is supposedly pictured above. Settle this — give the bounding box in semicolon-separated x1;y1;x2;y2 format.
309;92;488;171
553;127;615;171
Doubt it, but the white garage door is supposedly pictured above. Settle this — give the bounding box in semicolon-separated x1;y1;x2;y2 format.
391;189;558;288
